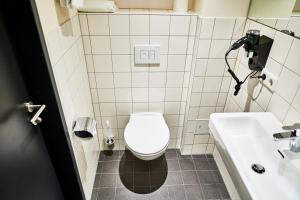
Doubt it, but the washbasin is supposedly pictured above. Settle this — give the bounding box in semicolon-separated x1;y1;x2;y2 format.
209;112;300;200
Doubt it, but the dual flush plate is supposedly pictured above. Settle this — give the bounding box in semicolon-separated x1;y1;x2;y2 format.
134;45;160;65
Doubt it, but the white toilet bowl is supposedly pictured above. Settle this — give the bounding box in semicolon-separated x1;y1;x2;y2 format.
124;112;170;160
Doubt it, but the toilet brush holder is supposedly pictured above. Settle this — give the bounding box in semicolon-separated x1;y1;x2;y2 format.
104;136;115;149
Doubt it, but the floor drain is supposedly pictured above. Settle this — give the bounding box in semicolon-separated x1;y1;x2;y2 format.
251;163;265;174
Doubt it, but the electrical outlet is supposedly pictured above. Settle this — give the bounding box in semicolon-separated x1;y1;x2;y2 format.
260;68;278;92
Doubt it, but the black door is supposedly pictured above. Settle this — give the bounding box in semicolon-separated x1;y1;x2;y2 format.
0;10;66;200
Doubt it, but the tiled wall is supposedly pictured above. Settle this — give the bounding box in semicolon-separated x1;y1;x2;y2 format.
79;10;198;150
35;1;99;199
78;10;249;155
180;17;246;155
225;19;300;126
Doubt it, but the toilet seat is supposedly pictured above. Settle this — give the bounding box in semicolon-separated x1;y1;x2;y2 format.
124;112;170;156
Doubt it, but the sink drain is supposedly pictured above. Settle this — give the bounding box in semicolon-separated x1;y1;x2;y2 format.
251;163;265;174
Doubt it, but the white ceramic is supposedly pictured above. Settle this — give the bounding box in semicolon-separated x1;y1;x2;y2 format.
124;112;170;160
209;112;300;200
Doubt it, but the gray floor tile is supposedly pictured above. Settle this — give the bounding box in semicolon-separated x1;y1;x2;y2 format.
202;184;221;200
102;161;119;173
96;162;103;173
150;171;168;187
117;173;134;188
119;161;134;173
167;159;180;171
134;159;150;172
165;171;183;185
216;183;230;199
182;171;199;185
103;150;121;161
97;188;116;200
208;159;218;170
91;189;98;200
134;172;150;187
168;185;186;200
99;174;117;188
179;159;195;170
165;149;178;160
194;158;210;170
185;185;204;200
94;151;229;200
149;186;169;200
197;170;215;184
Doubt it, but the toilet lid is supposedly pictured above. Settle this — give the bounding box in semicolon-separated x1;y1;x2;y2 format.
124;113;170;155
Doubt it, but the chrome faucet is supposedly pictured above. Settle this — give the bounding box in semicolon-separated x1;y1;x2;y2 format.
273;123;300;153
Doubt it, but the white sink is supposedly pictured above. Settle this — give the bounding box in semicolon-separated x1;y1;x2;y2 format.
209;112;300;200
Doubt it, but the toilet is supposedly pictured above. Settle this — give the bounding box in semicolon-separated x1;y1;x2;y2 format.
124;112;170;160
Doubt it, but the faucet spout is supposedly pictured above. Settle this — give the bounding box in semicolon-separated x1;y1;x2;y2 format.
273;123;300;153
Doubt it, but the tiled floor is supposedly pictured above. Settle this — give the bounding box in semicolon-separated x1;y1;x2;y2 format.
92;149;230;200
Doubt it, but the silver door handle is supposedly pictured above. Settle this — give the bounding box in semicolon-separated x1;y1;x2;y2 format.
24;102;46;125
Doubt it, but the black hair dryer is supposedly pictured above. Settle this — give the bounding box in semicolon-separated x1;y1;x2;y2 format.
225;30;273;95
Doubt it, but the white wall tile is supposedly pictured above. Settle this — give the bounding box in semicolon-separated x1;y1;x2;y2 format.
267;93;289;121
292;88;300;112
112;55;131;72
149;88;165;102
109;15;130;35
115;88;132;102
85;55;94;72
165;88;182;101
165;102;181;114
93;55;112;72
100;103;116;116
209;40;231;58
132;88;148;102
275;68;300;103
87;15;109;35
284;107;300;125
205;59;226;76
114;73;132;88
96;73;114;88
132;72;148;87
130;15;149;35
110;36;130;54
232;18;246;39
149;72;166;87
189;16;197;36
98;89;115;102
212;18;235;39
150;36;169;54
170;16;190;36
90;36;111;54
200;93;219;106
199;18;214;39
168;55;186;71
166;72;184;87
270;31;293;64
150;15;170;35
79;14;89;35
203;77;222;92
133;103;148;112
285;39;300;76
197;40;211;58
190;93;202;107
149;102;164;113
131;36;150;54
168;36;188;54
192;77;204;92
116;103;132;115
82;36;92;54
194;59;207;76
